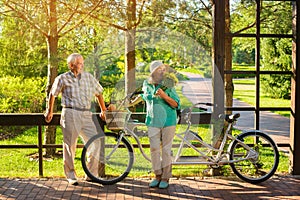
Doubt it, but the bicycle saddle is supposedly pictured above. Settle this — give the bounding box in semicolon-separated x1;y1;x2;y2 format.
219;113;240;123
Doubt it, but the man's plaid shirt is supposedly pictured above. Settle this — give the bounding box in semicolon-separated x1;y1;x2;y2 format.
50;71;103;109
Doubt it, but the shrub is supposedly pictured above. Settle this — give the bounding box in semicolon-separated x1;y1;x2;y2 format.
261;38;292;99
0;76;47;113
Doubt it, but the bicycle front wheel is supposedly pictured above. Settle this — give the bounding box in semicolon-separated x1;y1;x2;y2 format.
229;131;279;184
81;132;134;185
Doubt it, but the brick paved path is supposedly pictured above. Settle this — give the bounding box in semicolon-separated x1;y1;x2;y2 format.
1;176;299;200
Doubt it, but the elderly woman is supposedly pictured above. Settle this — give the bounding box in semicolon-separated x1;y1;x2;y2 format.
130;60;180;189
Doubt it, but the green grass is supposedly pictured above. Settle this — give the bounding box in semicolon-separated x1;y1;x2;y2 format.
178;67;205;76
232;64;255;71
0;127;86;178
233;79;291;117
0;123;288;179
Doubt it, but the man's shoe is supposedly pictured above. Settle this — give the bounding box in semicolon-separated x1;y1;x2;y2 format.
67;178;78;186
149;179;160;188
158;181;169;189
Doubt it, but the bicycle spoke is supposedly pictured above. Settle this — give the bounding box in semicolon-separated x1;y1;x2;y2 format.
81;132;134;185
229;131;279;184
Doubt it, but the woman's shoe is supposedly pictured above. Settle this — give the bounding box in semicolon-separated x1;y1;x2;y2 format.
158;181;169;189
149;179;160;188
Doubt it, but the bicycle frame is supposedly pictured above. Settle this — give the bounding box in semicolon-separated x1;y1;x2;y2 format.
80;91;279;186
83;92;278;185
113;106;258;167
172;122;258;166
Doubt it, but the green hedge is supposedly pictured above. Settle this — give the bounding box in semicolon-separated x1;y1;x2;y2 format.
0;76;46;113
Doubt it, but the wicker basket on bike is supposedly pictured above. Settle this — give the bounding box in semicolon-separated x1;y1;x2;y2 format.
105;110;128;130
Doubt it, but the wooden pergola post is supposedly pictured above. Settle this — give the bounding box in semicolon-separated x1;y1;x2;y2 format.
210;0;225;175
212;0;225;132
290;0;300;175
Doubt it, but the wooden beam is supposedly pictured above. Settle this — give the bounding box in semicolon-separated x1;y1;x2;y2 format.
0;113;61;126
290;1;300;175
0;112;212;126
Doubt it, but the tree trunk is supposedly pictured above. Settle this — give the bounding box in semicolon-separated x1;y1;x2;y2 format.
92;28;101;80
225;0;234;115
125;0;136;96
125;29;136;95
44;0;59;157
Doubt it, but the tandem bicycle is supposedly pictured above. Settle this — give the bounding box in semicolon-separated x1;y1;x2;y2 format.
81;92;279;185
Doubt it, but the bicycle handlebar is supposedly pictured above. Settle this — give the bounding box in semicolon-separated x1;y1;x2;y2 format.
179;102;213;123
193;102;214;107
129;90;143;99
190;102;214;112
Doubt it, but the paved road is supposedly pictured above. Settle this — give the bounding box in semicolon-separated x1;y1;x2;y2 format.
179;72;290;148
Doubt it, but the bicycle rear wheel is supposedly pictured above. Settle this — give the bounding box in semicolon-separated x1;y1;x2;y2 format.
229;131;279;184
81;132;134;185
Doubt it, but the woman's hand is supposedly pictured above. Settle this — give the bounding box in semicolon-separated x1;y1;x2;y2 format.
156;88;178;108
155;88;167;98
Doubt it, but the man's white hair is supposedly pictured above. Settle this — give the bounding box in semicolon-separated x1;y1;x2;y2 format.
67;53;82;65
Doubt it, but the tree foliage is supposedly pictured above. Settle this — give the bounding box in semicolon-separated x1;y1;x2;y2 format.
0;16;47;77
230;0;292;99
261;38;292;99
0;0;294;116
260;1;292;99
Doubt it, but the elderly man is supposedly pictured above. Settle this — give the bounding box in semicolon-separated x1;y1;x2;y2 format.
44;53;106;185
